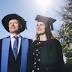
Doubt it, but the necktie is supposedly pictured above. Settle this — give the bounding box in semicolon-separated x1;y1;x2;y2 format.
13;37;19;60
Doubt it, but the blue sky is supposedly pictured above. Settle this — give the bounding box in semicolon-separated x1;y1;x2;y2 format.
0;0;66;39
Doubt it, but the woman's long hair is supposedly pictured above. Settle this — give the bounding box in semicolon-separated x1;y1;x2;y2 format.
36;23;54;41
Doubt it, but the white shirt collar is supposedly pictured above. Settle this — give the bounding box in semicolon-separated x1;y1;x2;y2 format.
10;34;21;38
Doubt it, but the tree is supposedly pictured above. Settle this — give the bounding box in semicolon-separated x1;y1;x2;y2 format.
58;0;72;64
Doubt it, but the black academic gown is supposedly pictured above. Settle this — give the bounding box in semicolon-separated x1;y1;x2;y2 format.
0;36;32;72
31;39;65;72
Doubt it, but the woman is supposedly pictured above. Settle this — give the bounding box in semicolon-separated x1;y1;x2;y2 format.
31;15;65;72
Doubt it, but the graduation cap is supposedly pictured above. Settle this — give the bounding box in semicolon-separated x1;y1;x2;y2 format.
2;14;26;32
35;15;56;30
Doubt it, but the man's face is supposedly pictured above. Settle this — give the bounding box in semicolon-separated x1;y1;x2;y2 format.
36;21;45;35
8;19;21;34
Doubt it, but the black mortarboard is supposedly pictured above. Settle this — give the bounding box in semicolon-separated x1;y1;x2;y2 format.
35;15;56;30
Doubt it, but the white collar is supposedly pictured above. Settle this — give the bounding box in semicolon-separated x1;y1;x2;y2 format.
10;34;21;38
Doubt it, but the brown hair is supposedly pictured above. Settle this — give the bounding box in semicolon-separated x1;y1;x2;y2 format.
36;23;55;40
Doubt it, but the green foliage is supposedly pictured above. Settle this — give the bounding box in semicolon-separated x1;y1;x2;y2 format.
58;0;72;64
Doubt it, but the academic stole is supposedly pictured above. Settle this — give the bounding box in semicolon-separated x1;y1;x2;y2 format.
1;37;29;72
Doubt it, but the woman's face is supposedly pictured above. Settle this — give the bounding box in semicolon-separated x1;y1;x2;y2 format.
36;22;46;35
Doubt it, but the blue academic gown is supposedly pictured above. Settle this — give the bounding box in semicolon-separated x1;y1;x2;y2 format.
0;36;32;72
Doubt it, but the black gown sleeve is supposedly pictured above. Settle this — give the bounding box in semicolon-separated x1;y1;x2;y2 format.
27;39;33;72
56;40;66;72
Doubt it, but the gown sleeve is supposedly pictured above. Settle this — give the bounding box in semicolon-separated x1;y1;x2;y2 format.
0;39;2;72
56;40;66;72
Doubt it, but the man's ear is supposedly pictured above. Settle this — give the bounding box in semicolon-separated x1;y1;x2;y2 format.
20;24;22;28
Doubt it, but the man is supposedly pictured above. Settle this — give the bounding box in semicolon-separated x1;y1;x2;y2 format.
0;14;32;72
